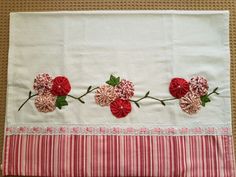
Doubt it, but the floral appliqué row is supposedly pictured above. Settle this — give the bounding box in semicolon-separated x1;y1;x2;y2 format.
18;74;219;118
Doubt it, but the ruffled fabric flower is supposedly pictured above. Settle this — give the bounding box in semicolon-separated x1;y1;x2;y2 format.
110;98;132;118
51;76;71;96
115;79;134;100
34;93;56;113
33;73;53;95
179;92;202;115
189;76;209;96
95;85;118;106
169;78;190;98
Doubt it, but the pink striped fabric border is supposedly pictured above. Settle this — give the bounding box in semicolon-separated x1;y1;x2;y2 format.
2;135;235;177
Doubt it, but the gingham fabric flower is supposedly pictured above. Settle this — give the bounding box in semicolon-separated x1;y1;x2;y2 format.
115;79;134;100
95;85;118;106
34;92;56;113
179;92;202;115
33;73;53;95
189;76;209;96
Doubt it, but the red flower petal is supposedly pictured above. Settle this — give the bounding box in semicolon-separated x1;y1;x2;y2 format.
51;76;71;96
110;98;132;118
169;78;189;98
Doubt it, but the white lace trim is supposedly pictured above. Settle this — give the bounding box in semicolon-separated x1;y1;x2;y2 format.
5;124;232;136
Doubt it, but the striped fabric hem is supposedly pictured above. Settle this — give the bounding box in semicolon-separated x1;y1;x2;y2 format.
2;135;236;177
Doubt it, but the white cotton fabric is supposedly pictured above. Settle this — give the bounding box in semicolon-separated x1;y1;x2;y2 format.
6;11;231;134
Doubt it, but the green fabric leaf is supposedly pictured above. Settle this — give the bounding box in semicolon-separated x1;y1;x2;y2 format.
200;95;211;107
202;102;206;107
106;74;120;86
56;96;68;109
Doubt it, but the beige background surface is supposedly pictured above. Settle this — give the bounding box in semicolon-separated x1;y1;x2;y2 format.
0;1;235;177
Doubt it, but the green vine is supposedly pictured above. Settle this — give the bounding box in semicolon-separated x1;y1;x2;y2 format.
67;86;99;104
129;91;177;108
18;91;38;111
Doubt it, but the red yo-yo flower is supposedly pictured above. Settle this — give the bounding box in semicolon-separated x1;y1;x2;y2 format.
169;78;189;98
110;98;132;118
51;76;71;96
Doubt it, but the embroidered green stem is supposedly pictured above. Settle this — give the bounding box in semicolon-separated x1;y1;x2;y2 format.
129;91;177;108
18;91;38;111
207;87;219;97
68;86;99;104
147;96;177;103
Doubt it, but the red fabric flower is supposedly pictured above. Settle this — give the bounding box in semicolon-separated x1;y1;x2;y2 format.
51;76;71;96
110;98;132;118
169;78;189;98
